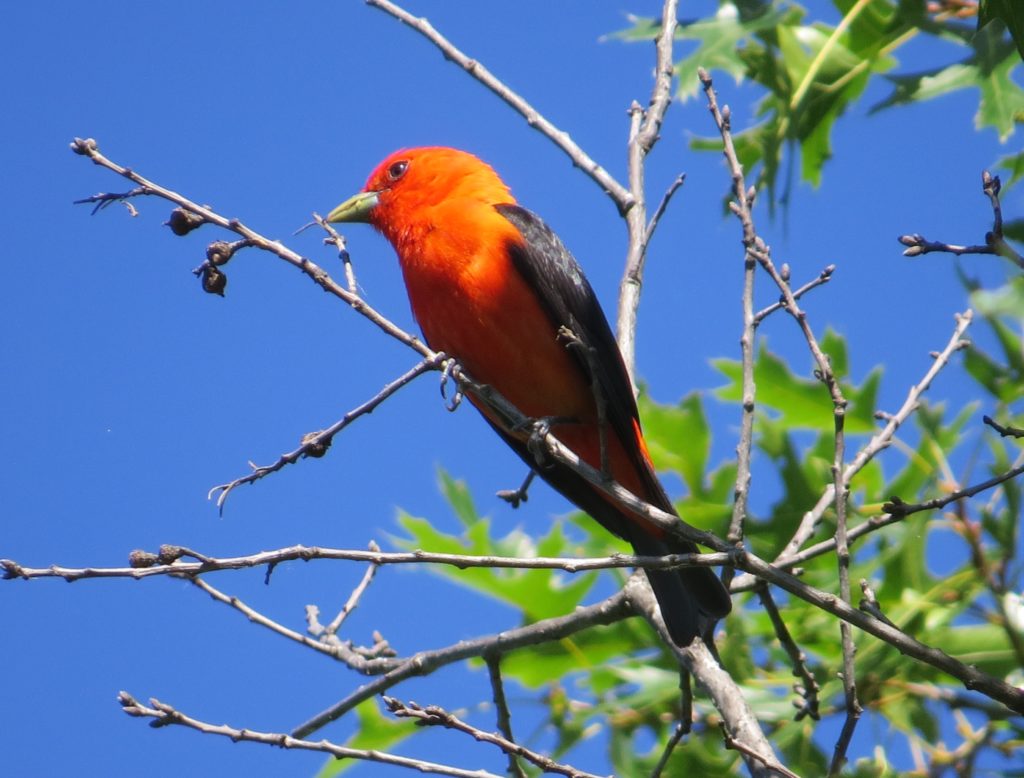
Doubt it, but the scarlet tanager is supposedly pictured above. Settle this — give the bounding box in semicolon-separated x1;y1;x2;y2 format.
328;147;731;645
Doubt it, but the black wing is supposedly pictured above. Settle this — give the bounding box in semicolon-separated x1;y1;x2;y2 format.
494;203;673;513
492;205;732;639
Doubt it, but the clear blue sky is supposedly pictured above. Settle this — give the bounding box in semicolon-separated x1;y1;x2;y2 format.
2;1;1018;775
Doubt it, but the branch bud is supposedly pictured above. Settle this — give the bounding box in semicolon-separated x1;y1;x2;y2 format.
70;137;98;155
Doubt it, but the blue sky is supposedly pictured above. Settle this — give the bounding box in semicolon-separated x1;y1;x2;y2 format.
2;1;1020;775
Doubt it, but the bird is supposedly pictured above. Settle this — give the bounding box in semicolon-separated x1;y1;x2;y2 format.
327;146;731;646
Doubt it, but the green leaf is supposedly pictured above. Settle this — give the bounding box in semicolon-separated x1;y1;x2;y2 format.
996;150;1024;188
874;23;1024;141
497;619;651;688
637;390;710;497
821;327;850;379
976;39;1024;140
438;469;479;528
980;0;1024;63
394;500;597;622
714;341;880;433
971;276;1024;319
674;3;796;100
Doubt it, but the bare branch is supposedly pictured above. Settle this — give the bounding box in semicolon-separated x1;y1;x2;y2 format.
523;433;1024;716
364;0;632;212
291;589;634;738
720;726;801;778
383;696;596;778
117;693;492;778
313;213;358;295
622;576;783;776
485;657;526;778
70;137;434;357
1;546;729;582
189;575;346;662
644;173;686;246
882;460;1024;518
753;264;836;325
697;69;759;565
617;0;680;374
324;543;381;636
984;415;1024;439
773;310;973;565
898;170;1024;268
756;585;820;722
209;356;442;510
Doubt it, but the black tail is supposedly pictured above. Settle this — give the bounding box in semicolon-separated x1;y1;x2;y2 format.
628;529;731;646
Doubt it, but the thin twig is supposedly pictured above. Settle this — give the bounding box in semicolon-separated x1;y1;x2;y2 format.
0;546;731;582
313;213;358;295
898;170;1024;268
772;310;973;566
756;585;820;721
617;0;680;375
188;575;348;662
209;355;443;510
984;415;1024;439
651;722;688;778
364;0;632;212
626;572;783;778
829;365;861;776
118;693;493;778
485;656;526;778
384;697;597;778
882;460;1024;518
698;69;758;568
70;138;433;358
291;589;634;738
753;264;836;325
643;174;687;246
721;726;802;778
325;543;381;636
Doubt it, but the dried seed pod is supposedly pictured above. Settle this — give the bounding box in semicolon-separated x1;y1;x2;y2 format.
206;240;234;266
128;549;160;568
166;208;206;236
301;431;331;458
201;265;227;296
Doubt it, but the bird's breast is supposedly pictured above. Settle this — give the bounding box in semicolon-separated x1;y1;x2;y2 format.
397;224;591;425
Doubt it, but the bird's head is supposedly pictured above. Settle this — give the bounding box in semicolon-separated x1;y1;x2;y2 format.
326;147;513;241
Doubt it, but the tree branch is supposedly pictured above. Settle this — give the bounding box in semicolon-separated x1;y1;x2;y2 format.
291;589;634;738
383;696;596;778
617;0;680;375
364;0;633;213
117;693;492;778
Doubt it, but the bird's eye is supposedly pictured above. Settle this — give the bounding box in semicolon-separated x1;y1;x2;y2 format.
387;160;409;181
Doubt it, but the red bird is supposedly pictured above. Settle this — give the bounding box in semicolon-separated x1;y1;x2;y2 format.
328;147;731;645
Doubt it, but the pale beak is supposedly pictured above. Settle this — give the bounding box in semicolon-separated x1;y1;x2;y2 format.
326;190;380;223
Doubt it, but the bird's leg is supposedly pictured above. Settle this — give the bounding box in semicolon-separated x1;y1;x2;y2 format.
514;415;578;469
438;356;464;412
496;469;536;508
558;325;611;479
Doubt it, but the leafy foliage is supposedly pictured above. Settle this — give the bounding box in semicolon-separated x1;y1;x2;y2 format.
375;305;1023;774
616;0;1024;208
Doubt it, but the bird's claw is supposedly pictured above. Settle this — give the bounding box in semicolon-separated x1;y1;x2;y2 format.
439;357;463;412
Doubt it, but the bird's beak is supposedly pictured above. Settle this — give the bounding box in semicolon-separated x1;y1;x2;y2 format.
326;190;380;223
